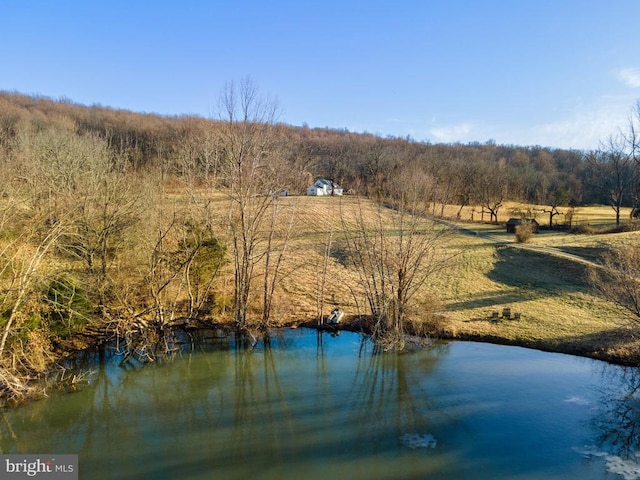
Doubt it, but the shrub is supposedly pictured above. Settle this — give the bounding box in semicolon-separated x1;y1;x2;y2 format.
515;223;534;243
404;295;446;337
601;221;640;234
570;224;595;234
45;276;93;337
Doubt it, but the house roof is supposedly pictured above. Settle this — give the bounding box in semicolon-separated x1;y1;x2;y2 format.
506;218;538;224
312;179;343;188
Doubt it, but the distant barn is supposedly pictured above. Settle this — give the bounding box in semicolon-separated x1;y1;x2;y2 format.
506;218;539;233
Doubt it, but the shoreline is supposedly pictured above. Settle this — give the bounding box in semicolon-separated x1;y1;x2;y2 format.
3;316;637;408
294;317;640;367
69;316;640;368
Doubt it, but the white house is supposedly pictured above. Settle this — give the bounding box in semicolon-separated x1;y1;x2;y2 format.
306;179;343;196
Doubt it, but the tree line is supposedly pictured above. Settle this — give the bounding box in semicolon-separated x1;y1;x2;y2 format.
0;91;613;212
7;90;640;227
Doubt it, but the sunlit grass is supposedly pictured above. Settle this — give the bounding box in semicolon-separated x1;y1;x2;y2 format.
143;189;640;362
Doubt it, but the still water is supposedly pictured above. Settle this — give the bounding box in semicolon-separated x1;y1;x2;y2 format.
2;328;640;479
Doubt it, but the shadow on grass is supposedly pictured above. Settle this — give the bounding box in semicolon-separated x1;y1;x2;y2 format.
447;290;539;311
488;245;591;291
448;245;594;312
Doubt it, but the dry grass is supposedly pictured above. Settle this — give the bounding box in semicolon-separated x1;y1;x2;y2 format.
235;195;640;364
26;187;640;365
416;201;640;363
435;239;635;361
21;188;633;365
197;194;369;323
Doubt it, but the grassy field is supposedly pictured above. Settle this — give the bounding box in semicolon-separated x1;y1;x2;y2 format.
155;190;640;364
222;194;639;365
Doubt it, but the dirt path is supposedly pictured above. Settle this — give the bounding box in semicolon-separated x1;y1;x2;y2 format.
436;217;603;268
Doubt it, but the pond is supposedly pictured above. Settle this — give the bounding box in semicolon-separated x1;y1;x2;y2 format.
2;328;640;479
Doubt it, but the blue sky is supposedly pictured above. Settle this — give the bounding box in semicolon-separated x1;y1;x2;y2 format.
3;1;640;150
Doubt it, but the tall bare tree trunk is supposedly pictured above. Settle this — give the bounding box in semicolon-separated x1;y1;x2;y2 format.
316;228;334;325
217;77;282;330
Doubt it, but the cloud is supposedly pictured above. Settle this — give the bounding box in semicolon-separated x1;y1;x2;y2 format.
617;68;640;88
412;93;635;150
528;96;632;150
424;108;626;149
428;122;473;143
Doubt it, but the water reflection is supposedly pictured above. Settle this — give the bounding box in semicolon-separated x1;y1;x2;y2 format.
0;329;637;479
593;364;640;457
349;342;433;453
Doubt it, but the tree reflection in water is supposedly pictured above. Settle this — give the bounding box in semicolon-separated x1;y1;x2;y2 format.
346;341;434;453
0;329;451;460
7;329;623;479
593;365;640;458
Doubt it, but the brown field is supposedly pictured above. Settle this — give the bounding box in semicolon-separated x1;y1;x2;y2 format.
161;190;640;364
262;196;640;364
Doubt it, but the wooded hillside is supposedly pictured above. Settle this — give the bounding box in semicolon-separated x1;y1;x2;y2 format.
0;91;598;207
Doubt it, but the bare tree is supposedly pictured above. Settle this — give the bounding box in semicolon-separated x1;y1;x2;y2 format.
341;168;450;349
175;117;222;199
585;135;633;226
19;127;146;309
0;169;71;400
216;78;283;329
315;227;334;325
623;101;640;217
357;136;395;199
0;210;66;358
451;155;481;219
623;101;640;166
588;243;640;323
540;184;569;228
475;159;508;224
261;194;296;328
